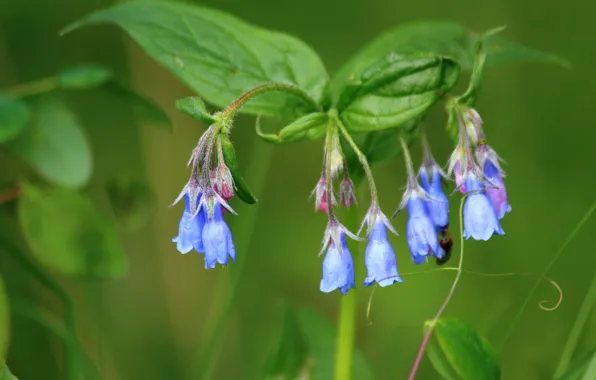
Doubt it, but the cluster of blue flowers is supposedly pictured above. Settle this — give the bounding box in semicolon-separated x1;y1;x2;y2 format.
170;105;510;295
315;106;510;295
172;127;237;269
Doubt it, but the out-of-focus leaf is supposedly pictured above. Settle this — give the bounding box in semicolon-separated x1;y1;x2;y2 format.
105;178;155;233
176;97;214;125
338;53;459;132
58;65;113;89
102;82;171;132
426;318;500;380
0;96;30;143
0;364;18;380
63;1;328;121
18;184;127;278
221;135;257;205
557;347;596;380
4;98;92;189
332;21;567;100
296;309;375;380
265;304;311;379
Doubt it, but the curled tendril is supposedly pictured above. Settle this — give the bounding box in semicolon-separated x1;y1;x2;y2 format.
364;269;563;325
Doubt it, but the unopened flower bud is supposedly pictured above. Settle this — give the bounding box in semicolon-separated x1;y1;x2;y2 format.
340;177;357;208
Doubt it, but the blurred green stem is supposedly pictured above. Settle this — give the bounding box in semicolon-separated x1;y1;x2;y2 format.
333;207;361;380
554;271;596;377
499;200;596;352
0;236;81;380
4;76;59;98
194;137;273;380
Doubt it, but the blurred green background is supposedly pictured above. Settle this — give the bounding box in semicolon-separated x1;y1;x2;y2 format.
1;0;595;379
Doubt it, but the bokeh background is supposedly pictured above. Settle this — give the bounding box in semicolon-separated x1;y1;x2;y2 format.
1;0;595;379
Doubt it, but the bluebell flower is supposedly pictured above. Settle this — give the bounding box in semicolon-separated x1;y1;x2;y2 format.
405;194;445;264
463;172;505;240
476;144;511;220
172;193;205;254
361;209;402;287
420;167;449;231
320;232;355;295
202;198;236;269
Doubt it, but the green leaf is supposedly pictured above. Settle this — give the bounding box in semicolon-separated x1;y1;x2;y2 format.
176;97;214;125
0;364;18;380
4;98;92;189
426;318;500;380
0;96;30;143
257;112;328;144
338;53;459;132
296;309;375;380
105;178;155;234
18;184;127;278
220;135;257;205
58;65;113;89
265;304;311;379
0;278;9;362
557;347;596;380
63;1;328;121
332;21;567;100
101;82;172;132
344;119;417;183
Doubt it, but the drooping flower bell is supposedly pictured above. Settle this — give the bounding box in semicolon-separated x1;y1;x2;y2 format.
320;230;355;295
361;206;403;287
396;137;444;264
463;170;505;240
201;194;236;269
172;192;206;254
419;139;449;232
475;143;511;220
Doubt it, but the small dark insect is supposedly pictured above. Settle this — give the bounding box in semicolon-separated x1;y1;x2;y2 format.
436;227;453;265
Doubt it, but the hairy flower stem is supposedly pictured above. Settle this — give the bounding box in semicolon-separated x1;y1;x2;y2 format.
408;196;467;380
333;194;361;380
335;115;378;205
220;82;322;131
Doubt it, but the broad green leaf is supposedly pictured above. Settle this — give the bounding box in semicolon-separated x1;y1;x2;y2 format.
63;1;328;121
105;178;155;233
344;119;417;183
332;21;567;100
18;184;127;278
220;135;257;204
101;82;172;132
0;96;30;143
0;278;9;362
426;318;500;380
0;364;18;380
296;309;375;380
4;98;92;189
176;97;214;125
58;65;112;89
557;347;596;380
338;53;459;132
265;304;311;379
257;112;328;144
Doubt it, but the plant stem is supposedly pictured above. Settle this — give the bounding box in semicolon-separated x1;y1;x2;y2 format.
0;236;81;380
335;115;378;205
499;200;596;352
194;137;274;380
221;82;321;124
4;76;59;98
408;196;467;380
333;207;361;380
